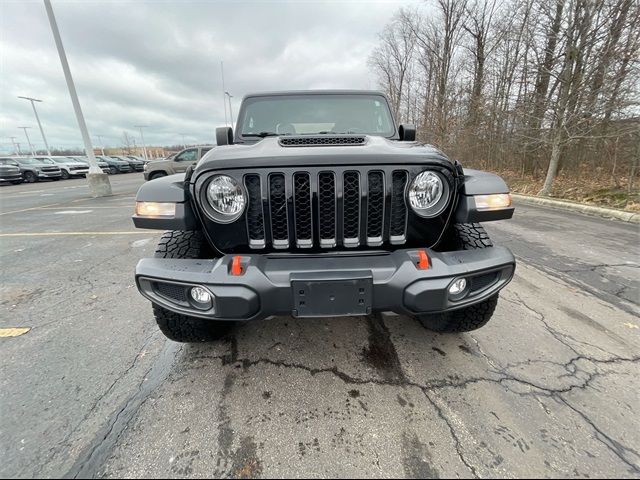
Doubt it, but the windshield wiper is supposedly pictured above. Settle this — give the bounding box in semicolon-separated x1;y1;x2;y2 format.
242;131;281;138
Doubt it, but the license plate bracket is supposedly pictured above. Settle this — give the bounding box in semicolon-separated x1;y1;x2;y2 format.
292;272;373;318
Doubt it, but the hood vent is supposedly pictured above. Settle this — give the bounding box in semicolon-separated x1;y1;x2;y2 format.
279;135;366;147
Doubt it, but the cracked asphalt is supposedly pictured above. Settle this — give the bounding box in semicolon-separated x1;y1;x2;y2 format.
1;174;639;478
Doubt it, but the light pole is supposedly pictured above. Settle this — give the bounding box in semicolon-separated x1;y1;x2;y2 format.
178;133;187;149
225;92;234;127
19;127;36;156
18;96;51;156
9;136;21;156
221;61;228;126
134;125;149;162
96;134;105;156
44;0;111;197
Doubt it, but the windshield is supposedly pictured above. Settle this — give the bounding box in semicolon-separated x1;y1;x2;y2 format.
36;158;55;164
0;159;19;166
239;94;395;138
16;158;43;165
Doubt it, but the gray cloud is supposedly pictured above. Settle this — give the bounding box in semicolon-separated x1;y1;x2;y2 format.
0;0;418;152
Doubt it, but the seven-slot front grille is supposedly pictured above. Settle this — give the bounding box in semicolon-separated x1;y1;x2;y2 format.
244;168;412;250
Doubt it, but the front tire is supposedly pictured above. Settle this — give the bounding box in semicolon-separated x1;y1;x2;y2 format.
24;171;37;183
152;230;233;342
416;223;499;333
60;170;70;180
149;171;167;180
110;166;118;175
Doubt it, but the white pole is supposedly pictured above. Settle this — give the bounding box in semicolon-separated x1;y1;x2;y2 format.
43;0;111;196
96;134;105;156
221;61;228;126
19;127;36;156
225;92;234;127
19;96;51;156
135;125;149;162
10;136;20;156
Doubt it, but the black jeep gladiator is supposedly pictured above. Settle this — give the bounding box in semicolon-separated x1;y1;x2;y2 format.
132;90;515;342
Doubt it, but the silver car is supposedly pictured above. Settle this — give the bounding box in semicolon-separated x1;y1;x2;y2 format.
35;156;89;179
14;157;62;182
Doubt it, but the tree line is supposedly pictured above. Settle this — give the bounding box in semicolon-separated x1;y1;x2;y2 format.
369;0;639;195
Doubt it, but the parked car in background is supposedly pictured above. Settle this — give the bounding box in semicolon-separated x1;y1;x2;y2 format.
143;145;213;181
111;156;144;172
98;156;131;174
70;156;111;174
14;157;62;182
127;155;148;165
0;157;24;184
35;156;89;179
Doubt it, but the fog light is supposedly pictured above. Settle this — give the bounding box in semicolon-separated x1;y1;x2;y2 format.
190;286;212;304
449;278;467;296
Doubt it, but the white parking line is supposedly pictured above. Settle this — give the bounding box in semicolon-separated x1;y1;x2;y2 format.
54;210;93;215
0;203;64;216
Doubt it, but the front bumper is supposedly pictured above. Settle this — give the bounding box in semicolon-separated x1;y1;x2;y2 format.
135;247;515;321
0;173;22;182
38;171;62;178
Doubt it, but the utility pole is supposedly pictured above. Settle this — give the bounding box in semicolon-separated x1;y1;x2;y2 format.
225;91;234;127
134;125;149;162
19;127;36;156
18;96;51;156
44;0;111;196
178;133;187;149
221;61;228;126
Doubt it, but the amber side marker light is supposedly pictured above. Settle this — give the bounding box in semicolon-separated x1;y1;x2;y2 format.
475;193;512;210
417;250;430;270
135;202;176;217
231;256;243;276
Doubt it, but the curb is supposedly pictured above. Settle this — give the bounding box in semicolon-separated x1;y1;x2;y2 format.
512;194;640;224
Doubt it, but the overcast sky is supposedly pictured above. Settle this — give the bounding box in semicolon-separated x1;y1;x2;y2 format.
0;0;421;153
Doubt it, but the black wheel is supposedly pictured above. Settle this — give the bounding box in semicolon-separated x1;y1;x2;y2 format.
149;171;167;180
416;223;498;333
152;230;233;342
23;171;37;183
60;170;70;180
110;166;118;175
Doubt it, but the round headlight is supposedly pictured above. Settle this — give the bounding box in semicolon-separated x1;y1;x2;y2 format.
408;171;448;217
206;175;246;219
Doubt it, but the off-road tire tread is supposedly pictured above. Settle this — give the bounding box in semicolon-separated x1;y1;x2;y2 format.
417;222;498;333
454;223;493;249
152;304;231;342
419;294;498;332
151;230;229;342
154;230;208;258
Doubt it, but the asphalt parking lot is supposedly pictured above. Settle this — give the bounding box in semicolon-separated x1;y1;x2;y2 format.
1;174;639;478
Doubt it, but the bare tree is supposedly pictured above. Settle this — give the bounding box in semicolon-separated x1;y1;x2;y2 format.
121;131;135;155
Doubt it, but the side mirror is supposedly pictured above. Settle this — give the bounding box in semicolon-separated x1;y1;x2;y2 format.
398;124;416;142
216;127;234;146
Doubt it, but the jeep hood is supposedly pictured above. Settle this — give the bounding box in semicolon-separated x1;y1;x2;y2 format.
195;135;451;175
